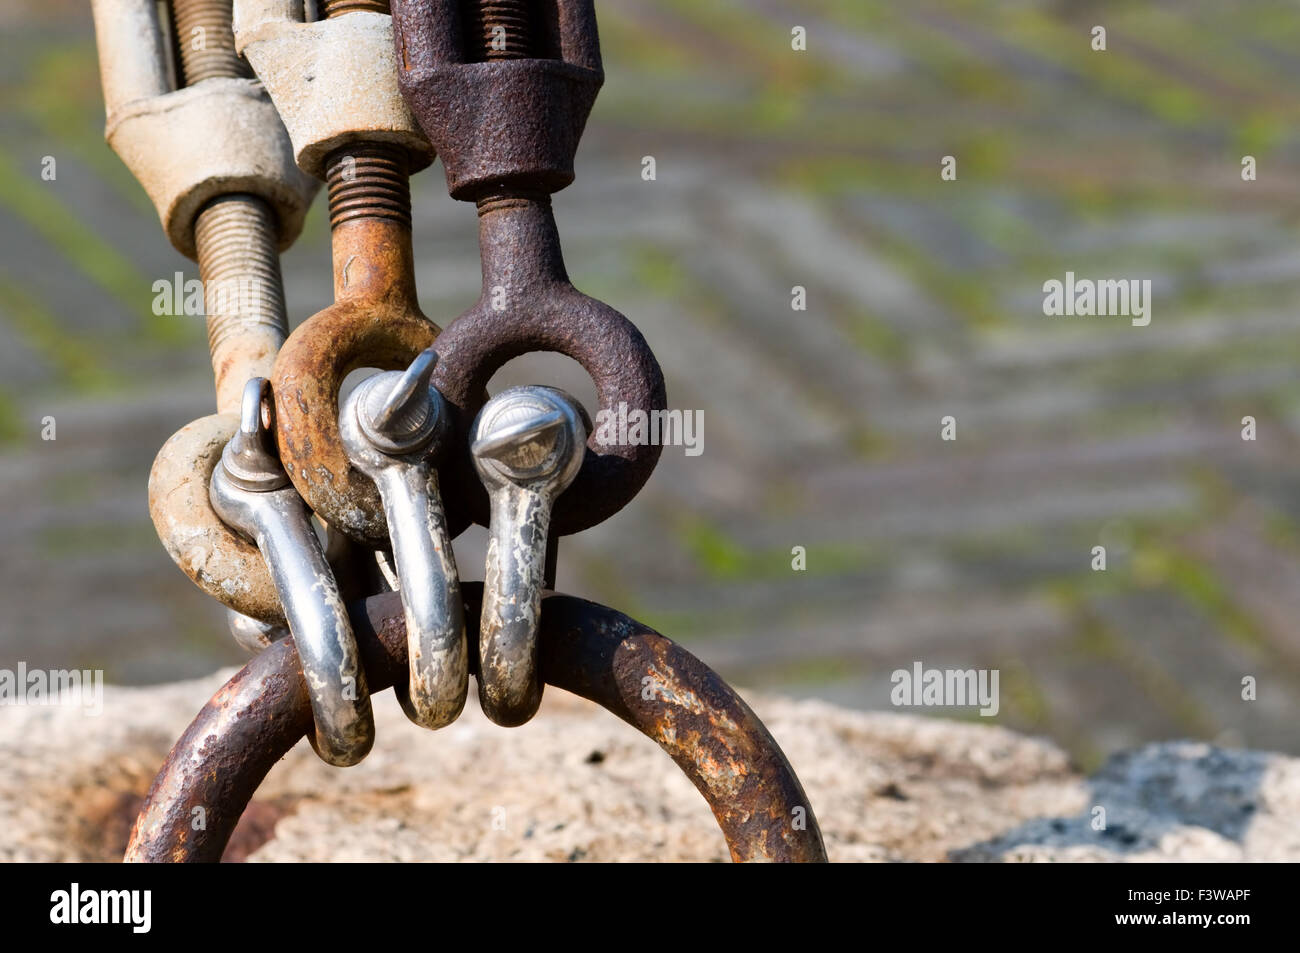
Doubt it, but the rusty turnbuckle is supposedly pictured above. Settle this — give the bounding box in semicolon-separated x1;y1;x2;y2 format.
97;0;827;861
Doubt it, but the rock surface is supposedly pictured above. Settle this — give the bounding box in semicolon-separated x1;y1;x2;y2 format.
2;673;1297;862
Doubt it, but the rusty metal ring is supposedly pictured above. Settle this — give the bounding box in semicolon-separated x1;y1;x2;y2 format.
431;289;666;537
271;304;440;547
148;413;285;624
125;584;826;862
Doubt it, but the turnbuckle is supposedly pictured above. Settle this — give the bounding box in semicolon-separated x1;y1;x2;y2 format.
393;0;666;540
91;0;317;409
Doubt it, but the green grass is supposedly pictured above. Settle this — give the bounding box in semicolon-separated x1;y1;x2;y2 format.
12;43;151;214
1131;543;1270;653
0;279;119;392
0;145;183;346
0;389;24;446
677;517;874;581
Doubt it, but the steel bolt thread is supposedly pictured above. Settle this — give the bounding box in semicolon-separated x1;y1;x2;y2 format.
326;145;412;229
171;0;252;84
169;0;285;414
321;0;391;15
195;195;289;415
462;0;536;60
476;191;550;216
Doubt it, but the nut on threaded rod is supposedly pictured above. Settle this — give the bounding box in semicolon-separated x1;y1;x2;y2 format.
171;0;251;84
326;145;412;229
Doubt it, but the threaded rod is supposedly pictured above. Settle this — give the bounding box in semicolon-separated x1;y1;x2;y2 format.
326;145;412;229
321;0;390;17
461;0;536;60
171;0;252;84
195;195;289;414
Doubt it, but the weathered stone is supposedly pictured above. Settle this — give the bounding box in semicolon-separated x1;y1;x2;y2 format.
1;672;1296;862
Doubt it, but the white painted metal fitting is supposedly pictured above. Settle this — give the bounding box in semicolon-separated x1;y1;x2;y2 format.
233;0;435;180
90;0;319;260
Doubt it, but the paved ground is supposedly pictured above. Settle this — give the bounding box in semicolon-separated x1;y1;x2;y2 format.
3;0;1300;771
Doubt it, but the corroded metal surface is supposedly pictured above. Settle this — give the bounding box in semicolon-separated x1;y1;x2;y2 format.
430;194;666;536
148;413;285;624
391;0;663;536
391;0;601;199
272;147;442;547
125;585;827;863
113;0;825;867
147;411;388;626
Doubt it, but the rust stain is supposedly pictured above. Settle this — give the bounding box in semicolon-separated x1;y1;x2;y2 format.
125;586;826;863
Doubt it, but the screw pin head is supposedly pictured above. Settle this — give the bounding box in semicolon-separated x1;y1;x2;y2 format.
471;386;587;487
356;347;443;455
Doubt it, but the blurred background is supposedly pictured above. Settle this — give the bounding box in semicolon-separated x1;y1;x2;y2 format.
2;0;1300;771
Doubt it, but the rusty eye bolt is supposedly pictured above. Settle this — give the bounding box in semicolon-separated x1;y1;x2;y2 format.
231;0;439;550
391;0;666;542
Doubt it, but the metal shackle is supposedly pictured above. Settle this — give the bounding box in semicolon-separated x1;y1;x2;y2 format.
209;379;375;766
470;386;587;726
233;0;434;180
339;349;469;730
148;410;389;627
90;0;318;261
